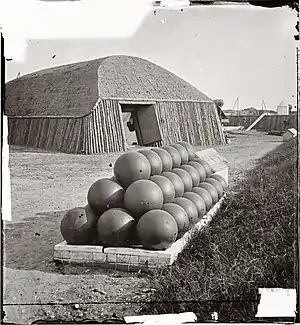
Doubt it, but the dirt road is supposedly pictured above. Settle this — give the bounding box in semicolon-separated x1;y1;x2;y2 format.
3;131;283;324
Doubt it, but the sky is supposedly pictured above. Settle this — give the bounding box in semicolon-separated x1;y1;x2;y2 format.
4;2;298;111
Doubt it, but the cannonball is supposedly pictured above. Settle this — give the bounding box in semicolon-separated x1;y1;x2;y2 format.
191;187;213;211
178;165;200;187
151;148;173;172
161;145;182;167
183;192;206;220
124;180;164;218
114;152;151;188
150;175;175;203
87;178;125;216
198;182;219;204
169;143;189;164
171;168;193;192
210;174;228;190
161;171;185;197
162;203;189;238
177;141;195;161
139;149;163;176
193;157;213;177
136;210;178;250
173;197;198;228
96;208;135;246
187;161;207;182
205;178;224;199
60;206;98;245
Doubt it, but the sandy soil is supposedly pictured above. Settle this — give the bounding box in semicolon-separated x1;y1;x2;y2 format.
3;130;283;324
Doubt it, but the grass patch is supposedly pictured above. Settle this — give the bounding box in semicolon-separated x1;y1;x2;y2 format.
141;138;298;321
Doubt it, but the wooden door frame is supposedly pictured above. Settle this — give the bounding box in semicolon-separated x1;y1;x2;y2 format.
118;101;162;146
119;100;157;106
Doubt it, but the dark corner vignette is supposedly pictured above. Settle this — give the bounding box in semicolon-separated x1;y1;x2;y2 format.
294;46;300;323
1;32;4;138
1;30;4;323
1;32;9;325
1;32;4;149
1;2;299;325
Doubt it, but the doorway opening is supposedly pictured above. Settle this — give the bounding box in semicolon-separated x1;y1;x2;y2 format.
120;103;162;148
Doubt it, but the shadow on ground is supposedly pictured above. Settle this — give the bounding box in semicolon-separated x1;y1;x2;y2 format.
3;211;147;278
4;211;67;273
4;211;120;276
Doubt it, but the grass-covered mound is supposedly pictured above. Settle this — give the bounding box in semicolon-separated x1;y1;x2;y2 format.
141;137;298;321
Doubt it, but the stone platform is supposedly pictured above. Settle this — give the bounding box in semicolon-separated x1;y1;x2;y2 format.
54;196;225;271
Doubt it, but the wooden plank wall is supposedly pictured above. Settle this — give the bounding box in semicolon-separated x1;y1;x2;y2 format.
254;114;298;132
227;114;298;132
8;116;84;153
155;101;225;146
8;98;226;154
85;99;126;154
87;99;225;153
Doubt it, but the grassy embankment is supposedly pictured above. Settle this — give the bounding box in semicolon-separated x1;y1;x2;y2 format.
141;137;298;321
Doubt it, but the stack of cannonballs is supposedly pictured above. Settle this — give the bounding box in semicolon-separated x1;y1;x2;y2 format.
60;142;227;251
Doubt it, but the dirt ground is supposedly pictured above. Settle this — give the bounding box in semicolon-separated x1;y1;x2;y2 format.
3;130;283;324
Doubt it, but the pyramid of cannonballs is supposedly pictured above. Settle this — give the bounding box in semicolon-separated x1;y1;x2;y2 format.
60;142;227;250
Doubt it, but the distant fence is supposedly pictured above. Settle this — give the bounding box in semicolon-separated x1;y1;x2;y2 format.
254;115;298;132
227;115;298;132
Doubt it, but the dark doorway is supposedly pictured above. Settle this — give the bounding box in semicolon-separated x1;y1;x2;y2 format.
120;103;162;147
122;111;138;146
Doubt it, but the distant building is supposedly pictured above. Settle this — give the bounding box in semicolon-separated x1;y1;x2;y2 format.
223;107;276;116
277;101;290;115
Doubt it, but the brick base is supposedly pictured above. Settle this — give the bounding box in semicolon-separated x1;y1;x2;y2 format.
53;196;225;271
